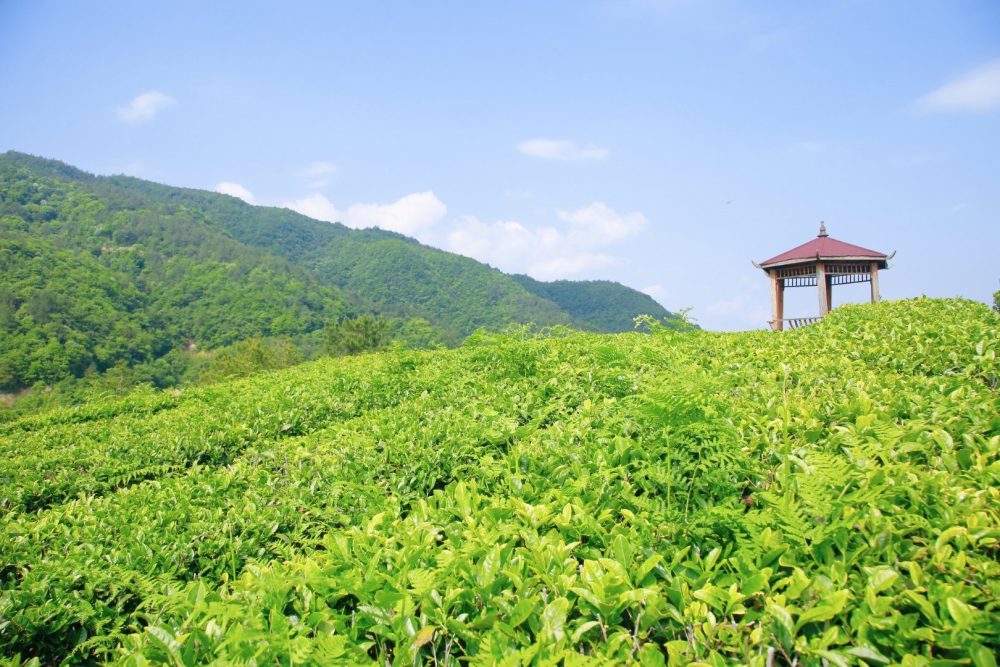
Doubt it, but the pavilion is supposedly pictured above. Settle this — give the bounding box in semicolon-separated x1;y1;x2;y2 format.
755;223;891;331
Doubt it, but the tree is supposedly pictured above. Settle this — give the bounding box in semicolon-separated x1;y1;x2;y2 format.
325;315;390;356
199;337;303;383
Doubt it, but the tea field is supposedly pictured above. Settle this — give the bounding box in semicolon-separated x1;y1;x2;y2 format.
0;298;997;665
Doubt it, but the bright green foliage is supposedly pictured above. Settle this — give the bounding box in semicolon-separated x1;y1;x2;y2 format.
325;314;391;356
197;337;303;383
0;298;997;665
0;231;160;389
0;152;349;392
390;316;445;350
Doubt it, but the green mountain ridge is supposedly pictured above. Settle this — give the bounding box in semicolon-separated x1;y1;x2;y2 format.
0;151;680;392
512;274;678;332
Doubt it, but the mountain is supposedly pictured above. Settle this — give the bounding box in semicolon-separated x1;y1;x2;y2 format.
0;151;680;392
512;274;679;332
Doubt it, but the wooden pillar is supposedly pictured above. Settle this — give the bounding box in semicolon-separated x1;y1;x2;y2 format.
870;262;880;303
825;274;833;313
770;270;784;330
816;263;829;316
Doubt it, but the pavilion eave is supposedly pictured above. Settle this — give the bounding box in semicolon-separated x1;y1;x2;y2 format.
758;255;889;271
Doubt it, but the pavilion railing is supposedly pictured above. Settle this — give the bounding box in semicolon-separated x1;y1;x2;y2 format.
781;276;818;287
777;263;874;288
825;263;872;275
769;317;822;331
829;273;871;285
775;265;816;278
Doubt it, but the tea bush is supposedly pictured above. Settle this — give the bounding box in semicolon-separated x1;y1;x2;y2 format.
0;298;996;665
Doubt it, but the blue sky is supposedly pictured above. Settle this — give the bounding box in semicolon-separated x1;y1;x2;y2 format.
2;0;998;330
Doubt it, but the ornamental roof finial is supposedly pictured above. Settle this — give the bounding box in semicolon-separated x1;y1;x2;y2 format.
818;221;828;237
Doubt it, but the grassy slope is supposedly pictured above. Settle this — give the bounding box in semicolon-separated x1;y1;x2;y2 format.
0;298;997;665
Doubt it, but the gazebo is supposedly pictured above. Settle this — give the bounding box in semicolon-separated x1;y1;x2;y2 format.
755;223;891;331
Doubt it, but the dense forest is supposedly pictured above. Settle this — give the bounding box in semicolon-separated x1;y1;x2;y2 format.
513;274;681;333
0;152;680;403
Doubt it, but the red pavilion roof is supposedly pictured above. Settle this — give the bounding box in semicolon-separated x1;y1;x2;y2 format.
759;224;888;269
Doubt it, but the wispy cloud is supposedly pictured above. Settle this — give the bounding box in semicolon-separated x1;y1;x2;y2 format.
116;90;175;123
446;202;646;280
641;284;668;304
447;217;615;279
918;59;1000;113
298;161;339;188
284;193;339;222
215;182;256;204
557;201;647;245
283;191;447;235
517;138;609;161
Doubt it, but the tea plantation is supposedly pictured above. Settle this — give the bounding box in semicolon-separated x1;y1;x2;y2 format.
0;298;997;665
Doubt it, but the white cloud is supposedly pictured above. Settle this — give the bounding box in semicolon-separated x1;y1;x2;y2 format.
344;192;447;235
282;193;342;222
299;161;339;188
642;284;668;304
283;191;447;235
116;90;175;123
558;201;647;245
445;202;647;281
215;182;256;204
517;138;609;161
447;217;615;280
918;59;1000;113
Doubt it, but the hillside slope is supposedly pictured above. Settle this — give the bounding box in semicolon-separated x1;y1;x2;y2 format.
0;298;996;664
513;273;679;331
78;171;576;340
0;154;352;391
0;151;680;391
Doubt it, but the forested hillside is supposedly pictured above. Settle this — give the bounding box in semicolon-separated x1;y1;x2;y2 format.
0;298;995;664
0;152;679;394
0;157;350;392
513;274;688;332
